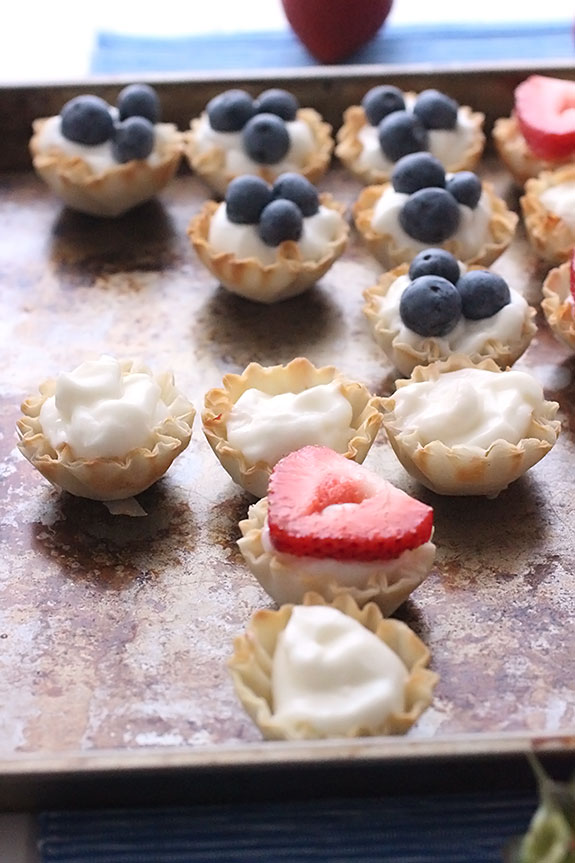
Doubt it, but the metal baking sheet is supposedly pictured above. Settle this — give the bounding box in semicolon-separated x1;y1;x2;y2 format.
2;63;575;809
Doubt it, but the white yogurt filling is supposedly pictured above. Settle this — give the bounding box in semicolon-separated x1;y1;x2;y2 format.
208;202;343;266
371;184;492;259
271;605;408;735
539;181;575;229
356;99;477;173
226;382;355;466
390;367;545;448
39;355;170;459
377;271;528;355
194;113;315;176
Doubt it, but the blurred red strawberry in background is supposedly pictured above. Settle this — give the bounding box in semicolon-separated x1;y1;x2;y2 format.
281;0;394;63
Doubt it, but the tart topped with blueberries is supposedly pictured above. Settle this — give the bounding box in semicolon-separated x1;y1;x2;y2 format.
30;84;183;217
336;85;485;185
353;151;517;270
188;172;348;303
363;247;536;376
184;87;333;196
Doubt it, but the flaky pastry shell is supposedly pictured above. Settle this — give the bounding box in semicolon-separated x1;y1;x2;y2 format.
363;263;537;377
336;100;485;185
492;115;575;186
202;357;382;498
30;120;183;217
237;496;435;612
17;360;195;501
380;355;560;497
521;166;575;265
541;260;575;350
183;108;333;197
353;181;517;270
228;591;439;741
188;195;348;303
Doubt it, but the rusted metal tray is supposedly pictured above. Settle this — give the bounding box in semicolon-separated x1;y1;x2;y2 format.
2;61;575;811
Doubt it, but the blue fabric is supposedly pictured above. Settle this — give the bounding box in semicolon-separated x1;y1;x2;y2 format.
38;791;535;862
91;21;574;74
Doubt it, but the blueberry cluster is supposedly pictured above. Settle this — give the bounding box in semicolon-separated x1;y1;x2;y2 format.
399;248;511;337
225;173;319;247
60;84;160;164
362;85;459;162
207;88;300;165
391;152;482;244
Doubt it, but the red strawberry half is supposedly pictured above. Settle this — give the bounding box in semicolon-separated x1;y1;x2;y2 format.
267;445;433;561
515;76;575;160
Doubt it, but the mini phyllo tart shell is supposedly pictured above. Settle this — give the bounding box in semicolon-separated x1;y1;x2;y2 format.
521;165;575;265
183;108;333;197
492;115;575;187
188;194;348;304
30;120;183;218
353;182;517;271
202;357;382;498
336;98;485;186
228;591;438;741
380;355;560;498
17;360;195;501
237;496;435;612
542;260;575;350
363;263;536;377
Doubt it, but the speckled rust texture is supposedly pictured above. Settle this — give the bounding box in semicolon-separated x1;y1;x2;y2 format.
1;159;575;766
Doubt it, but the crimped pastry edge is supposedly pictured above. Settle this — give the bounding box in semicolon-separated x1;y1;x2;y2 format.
521;165;575;265
541;260;575;350
493;114;575;187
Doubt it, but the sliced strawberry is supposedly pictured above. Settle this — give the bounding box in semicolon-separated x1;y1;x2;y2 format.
515;76;575;160
267;446;433;562
570;249;575;304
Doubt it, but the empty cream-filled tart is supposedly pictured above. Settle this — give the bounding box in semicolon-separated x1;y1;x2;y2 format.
17;355;195;501
228;591;438;741
541;259;575;350
381;355;560;497
521;165;575;265
202;357;382;498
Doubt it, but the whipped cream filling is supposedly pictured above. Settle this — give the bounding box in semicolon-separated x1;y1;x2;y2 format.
39;355;170;459
356;101;477;173
34;115;169;174
390;367;545;449
539;181;575;229
208;202;343;266
226;382;354;466
371;184;492;259
194;114;315;176
377;271;529;355
271;605;408;735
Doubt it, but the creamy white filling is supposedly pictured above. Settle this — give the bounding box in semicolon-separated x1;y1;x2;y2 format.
390;367;544;448
226;382;355;466
39;355;169;459
271;605;408;735
539;181;575;229
194;114;315;175
208;202;342;265
377;271;528;355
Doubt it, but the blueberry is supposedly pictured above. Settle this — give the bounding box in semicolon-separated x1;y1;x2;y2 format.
378;111;428;162
446;172;482;209
413;89;458;130
409;249;460;284
60;95;114;146
399;188;461;244
255;89;299;121
225;176;273;225
243;114;290;164
399;275;462;337
258;199;303;246
456;270;511;320
362;85;405;126
112;117;155;163
207;89;255;132
117;83;160;124
392;152;446;195
272;173;319;217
